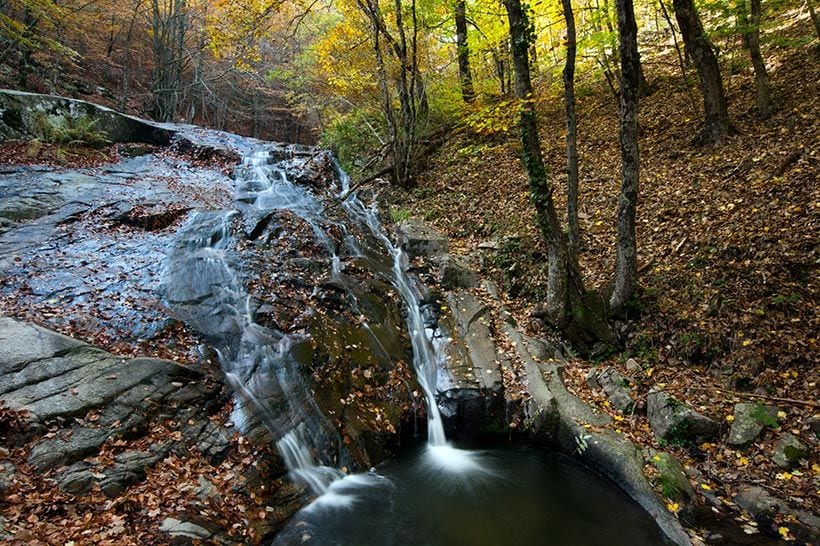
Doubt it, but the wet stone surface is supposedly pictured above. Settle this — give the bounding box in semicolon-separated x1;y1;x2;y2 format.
0;152;233;360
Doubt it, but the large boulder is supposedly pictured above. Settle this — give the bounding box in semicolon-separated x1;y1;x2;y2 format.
0;89;172;144
397;219;448;259
647;390;720;445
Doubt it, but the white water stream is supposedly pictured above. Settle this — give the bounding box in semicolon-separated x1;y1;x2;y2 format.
166;145;484;507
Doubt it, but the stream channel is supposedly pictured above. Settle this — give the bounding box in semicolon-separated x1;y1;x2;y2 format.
162;141;669;545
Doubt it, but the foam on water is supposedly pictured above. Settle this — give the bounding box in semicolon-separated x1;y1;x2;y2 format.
423;444;494;476
304;472;389;511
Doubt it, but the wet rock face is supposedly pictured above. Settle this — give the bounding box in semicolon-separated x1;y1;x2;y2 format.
0;153;234;354
436;290;506;438
393;220;507;439
646;390;720;445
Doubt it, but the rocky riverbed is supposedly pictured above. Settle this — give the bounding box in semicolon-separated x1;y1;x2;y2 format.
1;91;815;545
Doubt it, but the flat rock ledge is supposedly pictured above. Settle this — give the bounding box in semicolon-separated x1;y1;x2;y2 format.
0;316;222;469
0;316;237;519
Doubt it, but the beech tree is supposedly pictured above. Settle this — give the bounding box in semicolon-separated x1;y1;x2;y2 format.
454;0;474;103
740;0;772;115
503;0;612;351
672;0;731;144
610;0;640;316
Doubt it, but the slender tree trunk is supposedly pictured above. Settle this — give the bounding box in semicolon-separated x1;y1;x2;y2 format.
637;57;653;96
505;0;567;322
672;0;731;145
659;0;695;104
562;0;580;255
808;0;820;39
492;45;511;95
610;0;640;316
356;0;424;187
503;0;612;351
17;8;34;88
454;0;475;103
742;0;772;115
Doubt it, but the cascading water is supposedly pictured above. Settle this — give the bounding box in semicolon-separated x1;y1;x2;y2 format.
165;143;484;507
162;142;670;546
336;167;486;472
164;148;347;497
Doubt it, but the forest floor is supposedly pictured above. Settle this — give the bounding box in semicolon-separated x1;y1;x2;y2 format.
388;15;818;545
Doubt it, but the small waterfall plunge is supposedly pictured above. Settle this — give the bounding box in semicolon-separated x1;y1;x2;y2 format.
335;168;486;472
164;145;482;504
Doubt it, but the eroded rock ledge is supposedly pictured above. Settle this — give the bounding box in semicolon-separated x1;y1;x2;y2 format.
398;217;819;545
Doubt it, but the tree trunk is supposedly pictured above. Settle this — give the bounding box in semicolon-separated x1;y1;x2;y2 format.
503;0;612;351
808;0;820;39
672;0;731;145
492;44;509;95
17;7;34;88
610;0;640;317
742;0;772;115
454;0;475;103
637;57;653;96
150;0;187;122
658;0;695;105
562;0;580;255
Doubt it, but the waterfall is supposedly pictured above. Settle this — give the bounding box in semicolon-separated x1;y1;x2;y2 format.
165;144;482;504
335;165;487;474
335;168;447;447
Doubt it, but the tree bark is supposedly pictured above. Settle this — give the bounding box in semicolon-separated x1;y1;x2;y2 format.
503;0;612;351
672;0;731;145
454;0;475;103
562;0;580;255
742;0;772;115
637;57;653;96
610;0;640;317
808;0;820;39
658;0;695;105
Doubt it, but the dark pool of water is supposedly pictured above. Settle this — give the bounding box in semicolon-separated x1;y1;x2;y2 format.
273;445;670;546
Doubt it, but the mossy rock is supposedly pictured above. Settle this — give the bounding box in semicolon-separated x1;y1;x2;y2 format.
647;390;720;445
772;433;810;469
649;451;695;502
0;89;171;145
